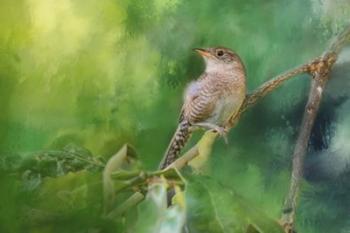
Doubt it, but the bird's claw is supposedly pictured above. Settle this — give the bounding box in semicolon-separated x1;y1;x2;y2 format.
212;126;229;144
191;123;229;144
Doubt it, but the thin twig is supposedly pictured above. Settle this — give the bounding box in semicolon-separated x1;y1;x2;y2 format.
327;25;350;54
168;145;200;170
241;64;309;112
105;192;145;219
225;64;310;128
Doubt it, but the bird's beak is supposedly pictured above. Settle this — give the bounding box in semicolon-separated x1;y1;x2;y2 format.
193;48;211;58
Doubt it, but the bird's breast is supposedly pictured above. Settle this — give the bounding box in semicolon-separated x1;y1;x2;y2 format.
206;75;246;126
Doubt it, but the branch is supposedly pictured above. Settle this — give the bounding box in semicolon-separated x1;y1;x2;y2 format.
105;192;145;219
327;25;350;55
241;64;309;113
280;26;350;233
168;144;200;170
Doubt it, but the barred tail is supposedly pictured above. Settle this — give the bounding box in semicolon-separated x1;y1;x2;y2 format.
159;121;191;169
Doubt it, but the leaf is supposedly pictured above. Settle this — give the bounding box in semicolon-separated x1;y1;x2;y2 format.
132;179;186;233
186;176;284;233
188;131;217;174
103;144;138;212
19;143;104;188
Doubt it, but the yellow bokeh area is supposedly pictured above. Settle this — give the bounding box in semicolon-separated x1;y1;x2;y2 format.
0;0;167;155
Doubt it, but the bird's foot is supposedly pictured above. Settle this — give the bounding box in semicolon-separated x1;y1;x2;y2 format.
192;123;228;144
214;126;228;144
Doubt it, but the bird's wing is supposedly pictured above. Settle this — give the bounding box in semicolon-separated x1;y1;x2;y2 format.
182;78;221;123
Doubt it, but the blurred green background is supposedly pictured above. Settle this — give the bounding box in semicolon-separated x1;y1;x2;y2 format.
1;0;350;232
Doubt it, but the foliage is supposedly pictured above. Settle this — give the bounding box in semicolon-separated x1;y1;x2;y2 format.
0;143;286;233
1;0;350;233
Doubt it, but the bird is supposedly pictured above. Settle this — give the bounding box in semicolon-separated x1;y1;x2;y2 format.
159;47;246;169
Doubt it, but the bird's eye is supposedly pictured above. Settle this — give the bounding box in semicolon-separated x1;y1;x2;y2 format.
217;50;224;57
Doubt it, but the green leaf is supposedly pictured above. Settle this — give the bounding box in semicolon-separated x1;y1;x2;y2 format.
19;143;104;190
186;176;284;233
188;131;217;174
103;144;139;212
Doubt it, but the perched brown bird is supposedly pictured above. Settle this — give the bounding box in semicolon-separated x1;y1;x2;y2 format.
159;47;246;169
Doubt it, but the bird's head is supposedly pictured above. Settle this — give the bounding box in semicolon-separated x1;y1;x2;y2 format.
193;47;244;73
